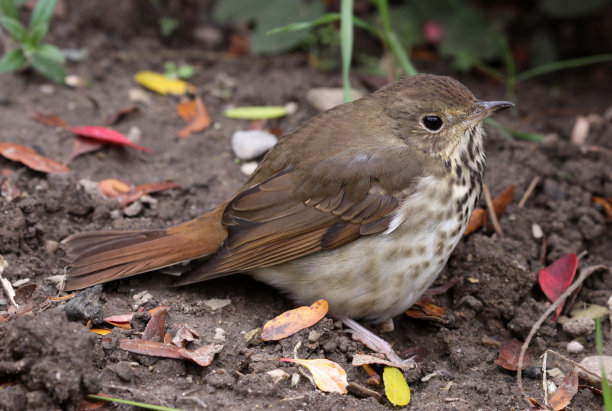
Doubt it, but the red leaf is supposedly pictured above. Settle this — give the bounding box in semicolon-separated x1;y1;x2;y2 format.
71;126;152;153
67;136;105;163
495;339;530;371
0;143;70;174
142;306;167;341
119;339;183;359
538;253;578;320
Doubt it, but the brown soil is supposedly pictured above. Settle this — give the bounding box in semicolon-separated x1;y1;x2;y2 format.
1;6;611;410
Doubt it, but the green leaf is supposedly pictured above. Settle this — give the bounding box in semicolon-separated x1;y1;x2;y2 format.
27;22;48;46
224;106;288;120
29;52;66;83
0;15;27;41
267;12;341;35
0;47;27;72
159;17;179;37
30;0;56;29
36;43;64;63
383;367;411;406
0;0;19;19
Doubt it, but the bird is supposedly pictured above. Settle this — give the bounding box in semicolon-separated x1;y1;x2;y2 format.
62;74;513;366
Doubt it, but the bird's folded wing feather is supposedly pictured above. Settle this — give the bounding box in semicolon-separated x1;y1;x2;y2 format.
174;168;400;285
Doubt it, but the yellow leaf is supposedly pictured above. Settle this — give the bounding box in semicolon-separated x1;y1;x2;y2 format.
133;71;190;96
281;358;347;394
90;328;112;335
224;106;288;120
383;367;410;406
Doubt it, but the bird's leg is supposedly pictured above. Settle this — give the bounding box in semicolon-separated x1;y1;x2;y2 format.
341;317;416;369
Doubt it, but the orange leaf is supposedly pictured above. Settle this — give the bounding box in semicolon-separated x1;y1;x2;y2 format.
176;99;198;122
99;179;131;197
261;299;328;341
0;143;70;174
176;96;210;138
119;339;183;359
464;208;486;235
105;321;131;329
132;181;180;195
67;137;105;163
548;369;579;410
405;301;449;324
30;111;69;129
46;293;75;301
142;306;167;341
178;344;223;367
495;339;530;371
593;196;612;221
281;358;348;394
90;328;112;335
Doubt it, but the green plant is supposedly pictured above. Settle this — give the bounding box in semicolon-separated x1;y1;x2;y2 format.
596;319;612;410
163;61;194;80
0;0;66;83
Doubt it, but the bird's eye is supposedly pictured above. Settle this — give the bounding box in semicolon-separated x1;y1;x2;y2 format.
422;116;443;131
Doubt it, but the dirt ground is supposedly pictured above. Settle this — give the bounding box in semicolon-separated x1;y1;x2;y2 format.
1;8;612;411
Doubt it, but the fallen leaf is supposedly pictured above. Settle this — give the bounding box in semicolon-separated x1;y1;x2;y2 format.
98;179;131;197
105;321;131;329
142;306;167;341
226;32;249;56
261;299;328;341
548;368;579;410
30;111;69;129
104;305;168;329
71;126;152;153
592;196;612;221
0;143;70;174
383;367;411;406
132;181;180;196
106;105;139;126
281;358;348;394
464;185;515;235
405;301;449;324
13;284;37;310
67;137;105;163
178;344;223;367
176;96;210;138
538;253;578;321
495;339;530;371
90;329;112;336
1;178;22;202
119;339;183;359
46;293;75;301
224;106;288;120
352;353;401;368
133;71;191;96
172;323;200;347
176;98;198;122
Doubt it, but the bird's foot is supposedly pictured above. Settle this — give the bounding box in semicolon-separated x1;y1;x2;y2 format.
341;317;416;369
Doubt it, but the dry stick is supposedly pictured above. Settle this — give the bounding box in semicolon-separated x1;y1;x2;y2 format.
518;176;540;208
483;184;504;238
517;264;609;408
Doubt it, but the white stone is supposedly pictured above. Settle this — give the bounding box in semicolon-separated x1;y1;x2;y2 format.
291;373;300;387
240;161;258;176
306;87;364;111
204;298;232;311
566;341;584;354
267;369;290;385
128;88;150;104
531;223;543;239
213;328;226;341
231;130;277;160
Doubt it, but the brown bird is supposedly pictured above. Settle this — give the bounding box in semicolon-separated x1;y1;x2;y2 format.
63;74;512;366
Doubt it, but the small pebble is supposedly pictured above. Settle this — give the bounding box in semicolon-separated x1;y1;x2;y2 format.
531;223;543;239
308;330;320;343
45;240;59;254
40;84;55;95
290;373;300;388
460;295;484;312
306;88;364;111
127;126;142;144
231;130;277;160
376;318;394;333
114;361;134;381
240;161;258;176
578;355;612;385
214;328;226;341
128;88;150;104
522;367;542;379
562;317;596;336
244;327;262;344
204;298;232;311
566;341;584;354
266;369;289;385
123;201;143;217
547;381;557;394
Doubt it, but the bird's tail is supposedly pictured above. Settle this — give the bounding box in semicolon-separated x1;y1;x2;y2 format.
62;206;227;290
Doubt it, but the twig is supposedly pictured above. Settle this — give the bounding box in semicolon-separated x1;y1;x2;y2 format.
483;184;504;238
517;264;609;408
518;176;540;208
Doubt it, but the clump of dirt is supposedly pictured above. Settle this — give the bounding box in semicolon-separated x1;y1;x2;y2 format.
0;309;102;410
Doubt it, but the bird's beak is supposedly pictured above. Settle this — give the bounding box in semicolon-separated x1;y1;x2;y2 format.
470;100;514;122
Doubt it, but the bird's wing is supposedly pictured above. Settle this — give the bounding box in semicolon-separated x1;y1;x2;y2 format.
173;167;401;285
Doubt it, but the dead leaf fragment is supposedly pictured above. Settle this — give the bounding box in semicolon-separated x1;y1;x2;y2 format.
98;179;131;197
67;137;105;163
261;299;328;341
352;353;400;368
405;300;449;324
106;105;139;126
142;306;167;340
0;143;70;174
30;111;69;129
592;196;612;221
119;339;183;359
495;339;530;371
548;368;578;410
178;344;223;367
176;96;210;138
281;358;348;394
464;185;515;235
172;323;200;347
464;208;486;235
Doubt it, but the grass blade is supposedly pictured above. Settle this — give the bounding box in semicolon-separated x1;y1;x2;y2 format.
87;394;187;411
340;0;353;102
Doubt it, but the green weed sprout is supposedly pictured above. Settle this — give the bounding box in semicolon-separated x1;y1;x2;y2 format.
0;0;66;83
